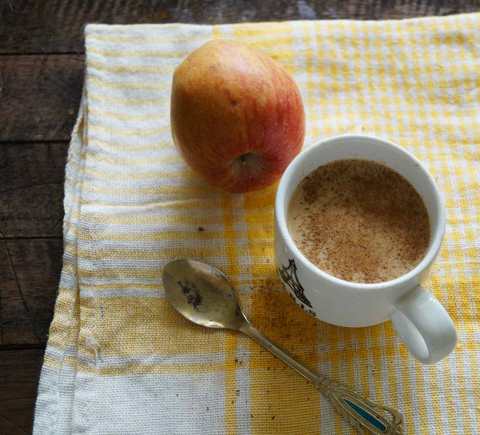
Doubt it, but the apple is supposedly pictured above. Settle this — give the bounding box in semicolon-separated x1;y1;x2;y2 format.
170;39;305;193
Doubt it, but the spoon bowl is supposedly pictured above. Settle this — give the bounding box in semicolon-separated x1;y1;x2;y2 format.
163;259;246;330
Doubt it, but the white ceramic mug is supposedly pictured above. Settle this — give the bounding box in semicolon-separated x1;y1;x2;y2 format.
275;135;457;364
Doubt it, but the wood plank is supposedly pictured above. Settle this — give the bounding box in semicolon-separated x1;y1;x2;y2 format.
0;239;62;345
0;348;44;435
0;55;83;142
0;142;67;238
1;0;479;54
0;241;37;345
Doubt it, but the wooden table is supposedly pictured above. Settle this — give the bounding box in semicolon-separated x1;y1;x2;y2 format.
1;1;479;433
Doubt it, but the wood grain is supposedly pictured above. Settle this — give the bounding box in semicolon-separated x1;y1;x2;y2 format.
0;348;44;435
0;239;62;345
0;143;65;346
0;143;67;238
0;241;37;345
1;0;479;54
0;56;83;142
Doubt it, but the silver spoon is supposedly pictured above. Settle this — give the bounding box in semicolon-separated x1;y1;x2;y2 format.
162;259;403;434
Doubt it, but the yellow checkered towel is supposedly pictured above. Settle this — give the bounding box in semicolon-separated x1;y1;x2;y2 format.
34;14;480;434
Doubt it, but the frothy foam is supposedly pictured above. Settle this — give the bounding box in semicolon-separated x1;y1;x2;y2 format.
288;160;430;283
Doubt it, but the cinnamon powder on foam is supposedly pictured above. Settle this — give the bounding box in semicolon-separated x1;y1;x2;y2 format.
288;160;430;283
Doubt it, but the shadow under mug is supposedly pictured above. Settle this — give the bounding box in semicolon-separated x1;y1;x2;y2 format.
275;135;457;364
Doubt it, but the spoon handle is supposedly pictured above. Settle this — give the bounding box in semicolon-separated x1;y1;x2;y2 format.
240;322;403;434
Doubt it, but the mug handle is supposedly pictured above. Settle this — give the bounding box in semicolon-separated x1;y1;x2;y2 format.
390;286;457;364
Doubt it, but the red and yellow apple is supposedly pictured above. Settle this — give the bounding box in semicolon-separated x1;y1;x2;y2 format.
170;39;305;193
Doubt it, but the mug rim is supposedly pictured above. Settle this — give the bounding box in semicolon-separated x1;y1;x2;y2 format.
275;134;446;291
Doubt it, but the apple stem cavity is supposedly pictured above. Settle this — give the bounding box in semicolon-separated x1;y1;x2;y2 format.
239;153;254;164
231;152;263;181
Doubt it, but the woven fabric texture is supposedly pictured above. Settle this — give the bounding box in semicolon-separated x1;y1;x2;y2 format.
34;14;480;434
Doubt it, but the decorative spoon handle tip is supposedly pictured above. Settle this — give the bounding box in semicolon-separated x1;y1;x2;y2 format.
317;378;403;434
